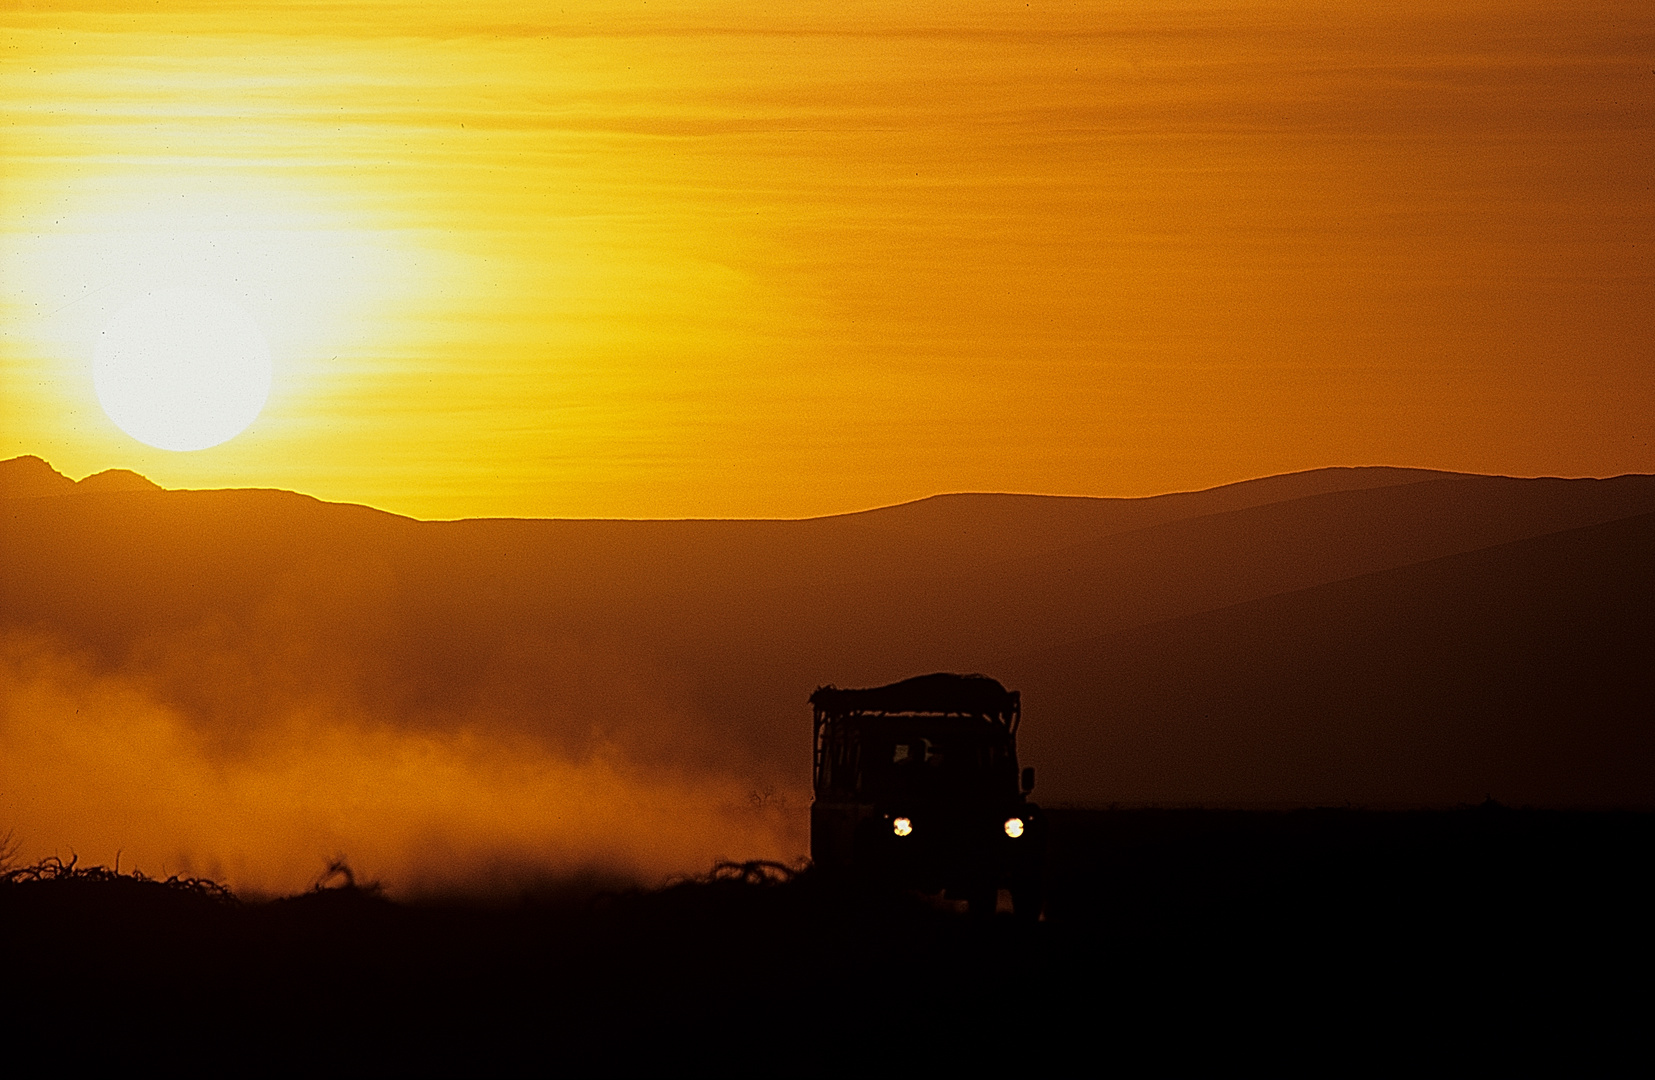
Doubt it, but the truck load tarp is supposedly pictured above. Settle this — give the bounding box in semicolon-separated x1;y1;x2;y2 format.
810;672;1018;720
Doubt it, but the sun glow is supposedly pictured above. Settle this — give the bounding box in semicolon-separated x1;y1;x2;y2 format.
94;286;272;451
0;167;437;480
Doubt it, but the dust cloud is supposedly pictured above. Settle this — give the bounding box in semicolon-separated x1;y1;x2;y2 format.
0;632;806;897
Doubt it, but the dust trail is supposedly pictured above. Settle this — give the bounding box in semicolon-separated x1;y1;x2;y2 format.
0;633;805;897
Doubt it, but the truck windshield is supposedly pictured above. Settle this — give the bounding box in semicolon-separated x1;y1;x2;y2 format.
866;730;1014;798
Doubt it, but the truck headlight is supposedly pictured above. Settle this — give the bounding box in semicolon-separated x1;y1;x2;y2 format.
1003;817;1025;838
892;816;913;837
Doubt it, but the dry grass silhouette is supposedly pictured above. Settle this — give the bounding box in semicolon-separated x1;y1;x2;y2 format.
3;807;1649;1072
1;849;236;902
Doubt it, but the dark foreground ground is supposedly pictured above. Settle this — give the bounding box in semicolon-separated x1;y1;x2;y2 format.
4;805;1651;1074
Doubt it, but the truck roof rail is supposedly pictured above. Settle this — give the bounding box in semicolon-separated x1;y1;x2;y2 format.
810;672;1020;728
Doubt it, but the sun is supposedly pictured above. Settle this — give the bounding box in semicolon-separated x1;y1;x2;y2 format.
93;286;273;452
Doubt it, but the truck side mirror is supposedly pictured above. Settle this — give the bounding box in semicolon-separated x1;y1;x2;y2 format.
1021;766;1035;794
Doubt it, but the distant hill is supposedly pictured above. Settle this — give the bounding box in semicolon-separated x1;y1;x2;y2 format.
1003;510;1655;807
74;468;162;494
1;456;1651;805
0;456;163;497
0;455;77;497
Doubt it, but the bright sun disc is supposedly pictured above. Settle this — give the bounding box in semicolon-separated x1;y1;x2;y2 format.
94;286;272;451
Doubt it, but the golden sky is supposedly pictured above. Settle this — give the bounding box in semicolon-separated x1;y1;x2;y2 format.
2;0;1650;518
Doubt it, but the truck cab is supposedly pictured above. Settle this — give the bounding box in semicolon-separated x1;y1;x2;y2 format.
809;672;1044;919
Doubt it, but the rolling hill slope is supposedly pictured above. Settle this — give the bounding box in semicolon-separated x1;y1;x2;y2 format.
3;456;1651;804
1003;510;1655;806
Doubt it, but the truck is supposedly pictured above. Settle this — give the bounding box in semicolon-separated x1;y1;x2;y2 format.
809;672;1045;919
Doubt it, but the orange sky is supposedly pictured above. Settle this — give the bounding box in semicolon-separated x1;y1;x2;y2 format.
2;0;1650;519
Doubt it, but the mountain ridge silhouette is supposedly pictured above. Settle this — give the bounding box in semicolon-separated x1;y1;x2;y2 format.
3;454;1651;806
